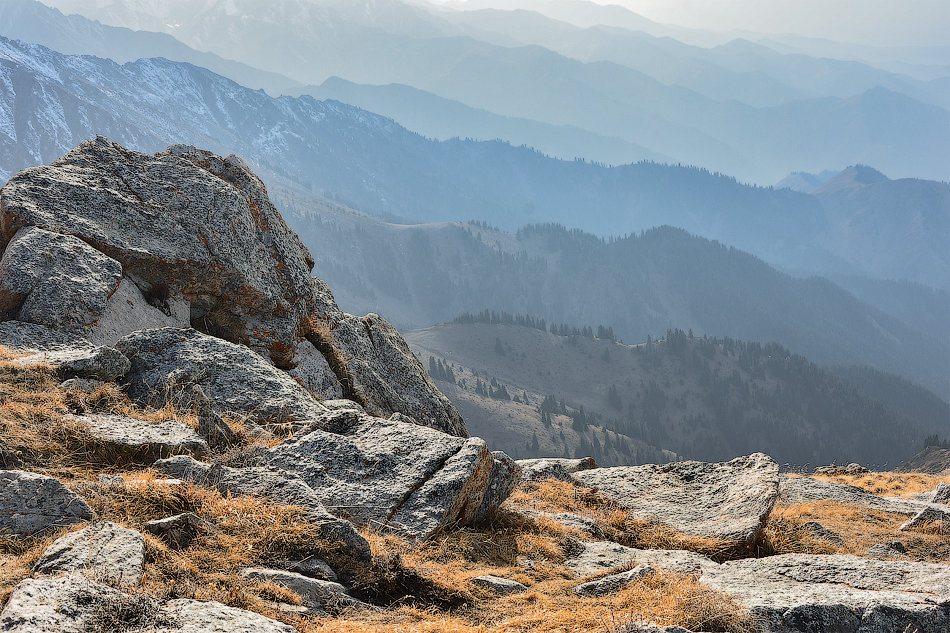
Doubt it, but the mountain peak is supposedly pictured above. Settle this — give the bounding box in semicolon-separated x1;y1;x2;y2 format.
816;164;889;194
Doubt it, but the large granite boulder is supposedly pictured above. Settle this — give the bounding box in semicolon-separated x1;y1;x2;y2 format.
0;138;467;436
0;575;296;633
573;453;780;547
262;410;500;539
700;554;950;633
153;455;371;561
0;470;92;537
115;328;327;424
33;522;146;587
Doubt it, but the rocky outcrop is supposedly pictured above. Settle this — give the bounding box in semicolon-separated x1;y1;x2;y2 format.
517;456;598;482
573;453;780;547
0;321;130;381
153;455;371;561
813;463;869;476
899;506;950;532
473;451;522;524
263;410;506;539
69;414;208;462
0;575;296;633
0;138;466;436
240;568;368;615
573;564;655;596
779;474;943;516
116;328;327;424
0;470;93;537
700;554;950;633
33;522;146;587
563;541;715;578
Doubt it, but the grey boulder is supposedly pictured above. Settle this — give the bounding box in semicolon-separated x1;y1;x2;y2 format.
574;453;780;547
469;575;527;595
0;226;121;333
240;568;368;615
0;470;92;537
69;414;208;462
899;506;950;532
517;456;599;482
33;522;145;586
0;574;296;632
563;540;715;578
115;328;327;424
473;451;522;524
573;564;656;596
700;554;950;633
0;321;130;381
263;410;501;539
780;474;942;516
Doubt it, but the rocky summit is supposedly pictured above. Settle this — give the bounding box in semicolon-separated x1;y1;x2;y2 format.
0;140;948;633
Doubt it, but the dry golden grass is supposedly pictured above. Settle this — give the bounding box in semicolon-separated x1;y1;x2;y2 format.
810;471;948;497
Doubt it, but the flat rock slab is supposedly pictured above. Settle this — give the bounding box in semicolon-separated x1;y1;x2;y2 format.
69;414;208;462
115;327;327;424
33;522;145;586
240;568;367;615
517;457;598;481
780;475;945;516
0;470;92;537
0;320;130;381
574;564;655;596
0;574;296;633
264;410;498;539
563;541;715;578
469;575;528;595
574;453;780;546
700;554;950;633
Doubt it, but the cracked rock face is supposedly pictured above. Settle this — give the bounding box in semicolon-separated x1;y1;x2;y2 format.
574;453;780;547
0;321;131;381
33;522;146;587
700;554;950;633
263;410;507;539
0;138;466;436
0;470;93;537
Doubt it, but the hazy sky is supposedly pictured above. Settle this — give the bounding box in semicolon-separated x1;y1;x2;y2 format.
438;0;950;48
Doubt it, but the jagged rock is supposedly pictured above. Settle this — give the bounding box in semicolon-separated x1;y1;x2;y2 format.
0;321;130;380
0;575;296;632
1;138;467;436
574;453;780;547
780;475;940;515
899;506;950;532
89;277;189;346
700;554;950;633
0;227;121;333
563;541;715;578
918;482;950;504
327;313;467;436
0;470;92;537
469;575;528;595
801;521;844;545
115;328;327;424
33;522;145;586
264;410;499;539
321;399;365;413
286;558;338;582
69;414;208;462
517;456;599;481
813;463;869;476
240;568;367;615
192;387;238;450
153;455;371;561
573;564;656;596
473;451;522;524
144;513;206;548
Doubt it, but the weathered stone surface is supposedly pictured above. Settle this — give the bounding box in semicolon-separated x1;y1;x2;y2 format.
153;456;371;560
192;387;238;450
264;411;496;539
286;557;338;582
0;575;296;632
0;227;121;333
328;313;466;436
574;453;780;546
145;513;206;548
517;457;598;482
473;451;522;524
33;522;145;586
899;506;950;532
801;521;843;545
116;328;327;424
88;277;189;346
0;470;92;537
321;399;365;413
780;474;941;515
563;541;715;578
70;414;208;462
573;564;655;596
240;568;367;614
469;575;527;595
58;378;104;392
917;482;950;504
700;554;950;633
1;138;467;436
0;320;88;352
0;321;130;380
813;463;869;476
514;509;606;538
863;543;909;560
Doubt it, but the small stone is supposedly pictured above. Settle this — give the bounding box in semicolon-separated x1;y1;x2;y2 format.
469;575;527;595
286;558;338;582
801;521;844;545
574;564;656;596
59;378;105;392
517;457;598;482
145;513;206;548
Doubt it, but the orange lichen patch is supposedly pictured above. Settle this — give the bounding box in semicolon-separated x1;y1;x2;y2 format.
810;471;948;498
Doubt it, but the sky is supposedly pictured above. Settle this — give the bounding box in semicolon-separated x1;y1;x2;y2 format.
436;0;950;48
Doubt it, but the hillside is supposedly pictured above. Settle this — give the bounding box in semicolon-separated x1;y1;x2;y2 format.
405;321;949;467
